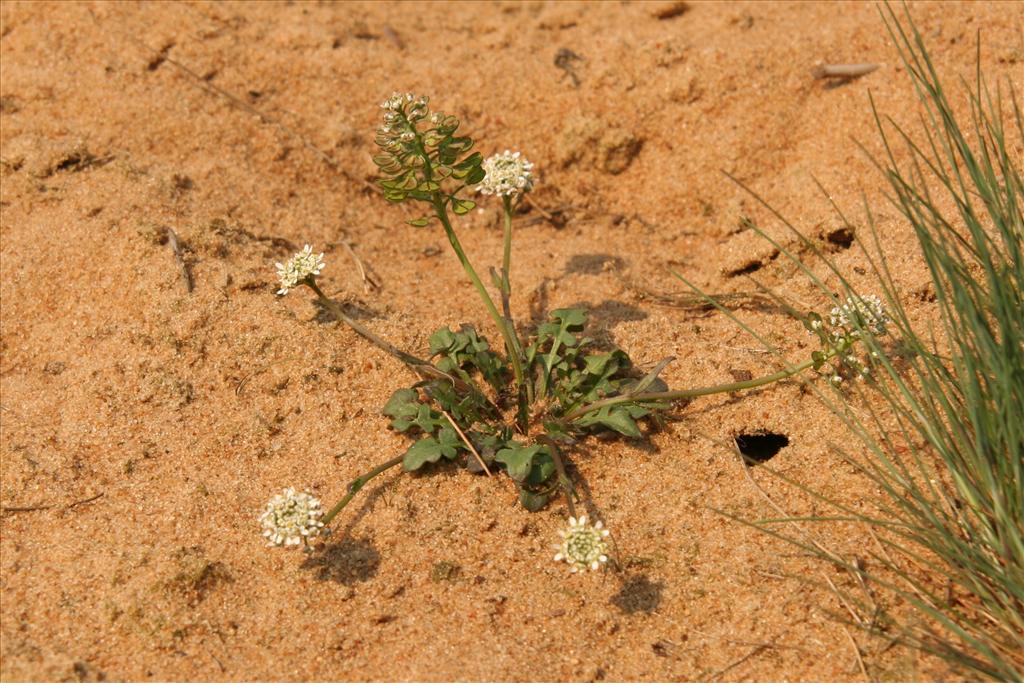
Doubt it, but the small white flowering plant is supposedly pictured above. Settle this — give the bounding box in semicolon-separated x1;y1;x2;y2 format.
275;245;324;295
263;93;896;570
260;488;326;547
804;293;892;384
554;516;610;573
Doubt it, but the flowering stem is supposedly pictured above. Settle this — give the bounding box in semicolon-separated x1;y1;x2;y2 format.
403;115;529;418
500;195;534;405
564;356;820;423
501;195;513;307
322;454;405;526
432;198;529;427
538;435;576;519
306;280;468;390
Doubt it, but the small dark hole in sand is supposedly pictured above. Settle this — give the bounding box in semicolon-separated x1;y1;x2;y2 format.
825;226;855;250
726;260;763;277
735;431;789;464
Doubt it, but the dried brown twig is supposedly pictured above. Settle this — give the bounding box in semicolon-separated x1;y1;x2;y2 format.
332;239;380;292
166;227;193;292
620;276;774;312
66;492;104;509
811;63;881;80
2;492;104;514
1;503;53;513
440;408;491;477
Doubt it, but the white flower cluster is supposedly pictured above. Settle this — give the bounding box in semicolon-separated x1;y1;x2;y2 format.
378;92;430;144
477;150;535;197
554;515;609;572
829;294;891;337
808;294;892;385
259;487;326;547
275;245;324;295
380;92;418;112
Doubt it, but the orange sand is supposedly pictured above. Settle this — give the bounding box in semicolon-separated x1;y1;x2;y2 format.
2;2;1019;681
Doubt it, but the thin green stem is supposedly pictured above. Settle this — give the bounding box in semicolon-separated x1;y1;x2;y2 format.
501;195;513;305
565;357;819;423
538;332;566;401
404;113;529;417
306;280;468;390
500;195;533;405
432;198;529;412
538;435;576;519
322;454;405;525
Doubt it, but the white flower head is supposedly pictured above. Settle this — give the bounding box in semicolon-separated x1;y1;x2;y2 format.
260;487;326;547
377;93;429;144
553;515;610;573
275;244;325;295
379;92;427;115
477;150;535;197
380;91;415;112
829;294;891;336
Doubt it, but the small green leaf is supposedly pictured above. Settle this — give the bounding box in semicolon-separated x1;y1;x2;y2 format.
453;152;483;170
518;488;551;512
630;357;673;394
464;166;486;185
526;452;555;486
603;408;642;437
451;198;476;215
434;355;456;371
584;352;619;377
542;420;572;442
417;181;440;192
495;444;543;482
621;375;669;394
429;327;457;354
551;308;588;328
384;190;408;203
412;404;444;433
383;388;419;417
382;388;420;431
539;308;588;349
407;216;431;227
421;379;489;428
445;136;474;153
402;437;444;471
436;426;461;460
578;406;642;438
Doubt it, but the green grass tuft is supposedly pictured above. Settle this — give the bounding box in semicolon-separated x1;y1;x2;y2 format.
682;4;1023;679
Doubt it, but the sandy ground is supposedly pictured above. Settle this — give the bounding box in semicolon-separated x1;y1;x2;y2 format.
1;1;1021;681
